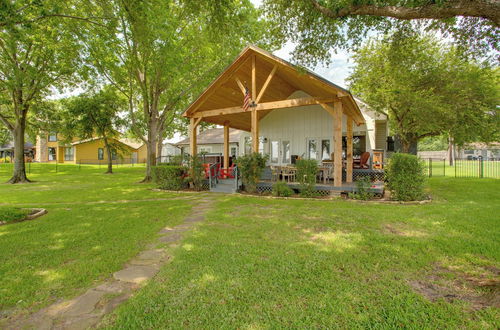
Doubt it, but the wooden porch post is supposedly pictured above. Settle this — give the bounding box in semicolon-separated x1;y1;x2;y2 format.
251;109;259;153
189;117;197;157
346;116;353;183
223;123;229;171
333;100;343;187
251;54;259;153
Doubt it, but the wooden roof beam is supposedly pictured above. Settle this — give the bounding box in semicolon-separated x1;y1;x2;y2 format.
191;96;338;118
256;64;278;103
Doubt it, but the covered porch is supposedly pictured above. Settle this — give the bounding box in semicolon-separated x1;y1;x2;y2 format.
183;45;367;188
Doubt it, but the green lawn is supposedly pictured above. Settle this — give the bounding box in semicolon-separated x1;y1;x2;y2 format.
0;165;192;320
0;164;498;328
104;178;499;329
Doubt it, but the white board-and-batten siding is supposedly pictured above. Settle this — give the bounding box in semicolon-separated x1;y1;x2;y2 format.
238;91;379;160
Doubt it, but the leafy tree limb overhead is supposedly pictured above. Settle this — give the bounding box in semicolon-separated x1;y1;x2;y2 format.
263;0;499;65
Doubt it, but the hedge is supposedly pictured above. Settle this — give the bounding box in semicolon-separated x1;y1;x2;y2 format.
385;153;426;201
152;165;186;191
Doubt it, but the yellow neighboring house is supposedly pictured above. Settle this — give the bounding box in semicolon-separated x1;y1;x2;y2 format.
35;132;147;164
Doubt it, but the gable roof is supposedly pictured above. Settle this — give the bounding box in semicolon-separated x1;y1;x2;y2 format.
71;136;144;150
183;44;364;131
177;127;243;146
0;141;34;151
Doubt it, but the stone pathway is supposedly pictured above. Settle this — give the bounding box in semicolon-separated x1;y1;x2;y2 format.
7;196;214;330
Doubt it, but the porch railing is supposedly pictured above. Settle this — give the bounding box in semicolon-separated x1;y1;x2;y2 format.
208;162;219;189
233;165;240;191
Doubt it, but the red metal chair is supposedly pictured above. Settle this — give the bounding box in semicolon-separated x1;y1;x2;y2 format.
203;163;211;178
219;163;235;179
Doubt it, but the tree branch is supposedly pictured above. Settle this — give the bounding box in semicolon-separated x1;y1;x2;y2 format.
309;0;500;26
0;111;14;131
0;14;109;28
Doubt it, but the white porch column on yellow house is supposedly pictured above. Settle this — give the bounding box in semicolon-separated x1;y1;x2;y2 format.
189;117;198;157
333;100;343;187
346;116;353;183
223;123;230;170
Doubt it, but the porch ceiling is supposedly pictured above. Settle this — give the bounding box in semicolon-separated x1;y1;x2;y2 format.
183;45;365;131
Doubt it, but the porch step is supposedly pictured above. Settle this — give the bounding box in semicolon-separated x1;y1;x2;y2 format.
210;178;237;194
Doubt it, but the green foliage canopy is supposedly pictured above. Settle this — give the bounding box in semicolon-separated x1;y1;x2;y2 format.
262;0;499;66
348;32;499;152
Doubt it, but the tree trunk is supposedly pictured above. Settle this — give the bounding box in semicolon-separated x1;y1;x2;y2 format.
142;118;158;182
8;119;30;183
448;135;455;166
103;137;113;174
156;135;163;162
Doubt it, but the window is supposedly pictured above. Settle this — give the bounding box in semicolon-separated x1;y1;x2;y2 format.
270;140;279;164
244;137;252;155
464;150;474;154
64;147;74;161
282;140;290;164
111;149;117;160
199;146;213;153
48;132;57;142
353;136;366;156
230;147;237;157
48;147;56;161
98;148;104;160
321;139;330;160
308;139;318;160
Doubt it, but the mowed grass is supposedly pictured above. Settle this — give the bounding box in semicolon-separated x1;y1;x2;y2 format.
104;178;500;329
0;165;191;319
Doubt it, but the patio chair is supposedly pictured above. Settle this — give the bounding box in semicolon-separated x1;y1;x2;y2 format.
219;163;235;179
353;152;370;169
281;167;296;182
203;163;211;179
270;165;280;181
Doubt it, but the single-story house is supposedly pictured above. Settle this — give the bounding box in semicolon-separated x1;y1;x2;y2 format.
182;45;390;187
176;127;244;157
161;142;182;157
35;132;147;164
0;140;35;162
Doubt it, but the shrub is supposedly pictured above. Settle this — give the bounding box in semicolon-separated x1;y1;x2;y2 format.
187;155;205;191
296;159;318;197
349;176;374;200
385;153;426;201
272;181;293;197
236;152;268;193
152;165;186;190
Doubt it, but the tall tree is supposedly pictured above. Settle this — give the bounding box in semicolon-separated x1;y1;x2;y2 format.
263;0;499;66
348;32;499;153
61;87;126;174
84;0;275;181
0;1;82;183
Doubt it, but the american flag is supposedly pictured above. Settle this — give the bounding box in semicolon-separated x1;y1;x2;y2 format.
243;87;251;111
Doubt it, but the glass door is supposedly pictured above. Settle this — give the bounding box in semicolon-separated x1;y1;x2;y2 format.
282;140;290;165
270;140;291;165
270;140;280;164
